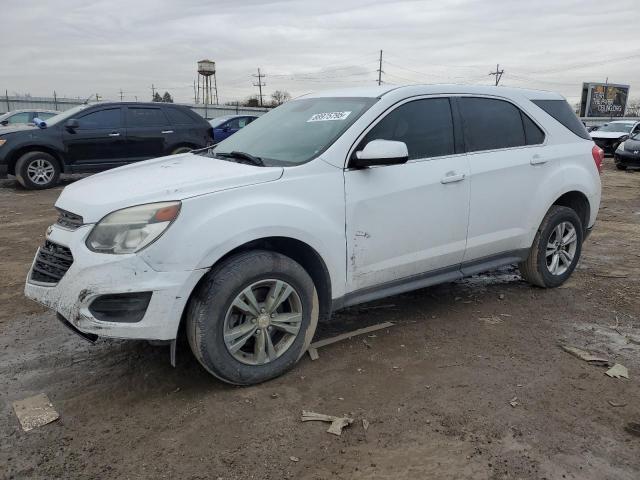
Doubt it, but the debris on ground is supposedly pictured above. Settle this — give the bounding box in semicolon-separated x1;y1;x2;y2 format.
509;397;519;408
605;364;629;379
608;400;627;407
479;316;503;325
362;419;370;431
559;344;610;366
301;410;354;436
13;393;59;431
625;423;640;437
307;322;394;360
593;272;629;279
289;456;299;462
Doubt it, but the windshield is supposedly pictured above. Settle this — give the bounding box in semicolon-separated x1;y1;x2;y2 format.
210;116;233;127
598;122;634;133
206;97;377;166
44;104;91;126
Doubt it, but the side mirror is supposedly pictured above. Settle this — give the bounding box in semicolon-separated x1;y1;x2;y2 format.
351;139;409;168
0;120;8;126
65;118;79;131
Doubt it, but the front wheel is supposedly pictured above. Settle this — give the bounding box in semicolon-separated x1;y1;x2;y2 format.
518;206;583;288
15;151;61;189
186;250;318;385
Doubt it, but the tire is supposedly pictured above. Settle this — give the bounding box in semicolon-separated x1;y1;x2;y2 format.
518;206;583;288
15;151;61;190
170;146;192;155
186;250;319;385
616;164;627;171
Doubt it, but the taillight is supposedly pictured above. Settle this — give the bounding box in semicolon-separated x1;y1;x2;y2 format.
592;145;604;174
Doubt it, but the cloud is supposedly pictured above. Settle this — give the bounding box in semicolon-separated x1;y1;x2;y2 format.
2;0;638;104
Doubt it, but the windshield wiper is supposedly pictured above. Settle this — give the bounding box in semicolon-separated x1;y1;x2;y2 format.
216;151;265;166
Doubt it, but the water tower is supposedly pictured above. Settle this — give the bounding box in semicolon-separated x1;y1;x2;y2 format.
197;59;218;105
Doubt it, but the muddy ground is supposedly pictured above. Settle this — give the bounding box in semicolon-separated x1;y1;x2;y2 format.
1;163;639;480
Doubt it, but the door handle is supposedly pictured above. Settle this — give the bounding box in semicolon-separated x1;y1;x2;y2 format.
108;132;120;137
440;172;466;184
530;154;547;165
161;130;174;134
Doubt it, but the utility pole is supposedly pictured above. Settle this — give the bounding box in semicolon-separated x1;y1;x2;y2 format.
151;84;156;100
119;89;124;101
489;64;504;86
377;50;384;86
5;89;10;112
53;91;58;110
95;93;101;102
193;79;197;104
253;68;266;107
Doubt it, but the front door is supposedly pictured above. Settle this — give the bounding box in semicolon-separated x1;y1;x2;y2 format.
345;97;470;293
63;107;127;170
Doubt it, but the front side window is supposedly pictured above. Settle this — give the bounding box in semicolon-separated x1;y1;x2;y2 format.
459;97;526;152
37;112;57;120
7;112;30;124
78;108;122;129
210;97;377;166
126;107;168;127
359;98;455;160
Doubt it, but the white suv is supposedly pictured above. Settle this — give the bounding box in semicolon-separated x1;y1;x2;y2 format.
25;85;602;384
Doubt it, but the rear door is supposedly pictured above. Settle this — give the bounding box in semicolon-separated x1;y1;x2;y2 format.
124;106;172;161
345;97;470;292
457;96;547;264
63;106;127;169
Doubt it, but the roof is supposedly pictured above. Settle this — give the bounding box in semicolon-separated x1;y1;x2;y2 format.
300;84;564;101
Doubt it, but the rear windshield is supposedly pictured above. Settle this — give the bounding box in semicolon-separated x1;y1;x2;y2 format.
531;100;591;140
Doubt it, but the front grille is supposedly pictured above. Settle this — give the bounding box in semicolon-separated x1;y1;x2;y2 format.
30;240;74;284
56;208;84;230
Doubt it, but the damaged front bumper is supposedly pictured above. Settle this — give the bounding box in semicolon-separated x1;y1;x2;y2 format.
24;224;208;341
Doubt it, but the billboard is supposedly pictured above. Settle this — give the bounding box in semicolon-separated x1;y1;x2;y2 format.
579;82;630;118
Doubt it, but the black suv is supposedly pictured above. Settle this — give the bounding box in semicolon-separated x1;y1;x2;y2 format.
0;102;213;189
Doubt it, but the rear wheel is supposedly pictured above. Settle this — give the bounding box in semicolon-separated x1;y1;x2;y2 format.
518;206;583;288
15;151;61;189
186;250;318;385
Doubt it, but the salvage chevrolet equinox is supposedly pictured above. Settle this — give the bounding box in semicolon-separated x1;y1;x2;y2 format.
25;85;602;385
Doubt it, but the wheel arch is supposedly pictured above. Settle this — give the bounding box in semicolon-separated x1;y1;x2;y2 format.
552;190;590;233
8;145;65;175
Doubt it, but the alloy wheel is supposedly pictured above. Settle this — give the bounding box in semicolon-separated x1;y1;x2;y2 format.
545;221;578;276
26;158;55;185
223;279;303;365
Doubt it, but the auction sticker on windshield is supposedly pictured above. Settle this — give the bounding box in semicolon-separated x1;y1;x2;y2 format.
307;111;352;122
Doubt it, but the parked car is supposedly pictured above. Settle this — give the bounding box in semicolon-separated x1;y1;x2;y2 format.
0;109;59;126
589;120;640;154
210;115;258;142
614;131;640;170
0;102;213;189
25;85;601;385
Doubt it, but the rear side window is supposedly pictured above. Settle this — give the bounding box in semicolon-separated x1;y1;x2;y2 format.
522;113;545;145
126;107;168;127
532;99;591;140
361;98;455;160
459;97;525;152
165;107;196;125
78;108;122;129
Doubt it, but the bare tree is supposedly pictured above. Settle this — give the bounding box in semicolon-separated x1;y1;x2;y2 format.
270;90;291;106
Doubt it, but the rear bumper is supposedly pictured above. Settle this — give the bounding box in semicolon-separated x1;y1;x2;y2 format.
614;150;640;168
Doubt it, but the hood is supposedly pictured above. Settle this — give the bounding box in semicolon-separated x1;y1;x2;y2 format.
0;125;38;136
624;137;640;151
590;130;630;140
56;153;284;222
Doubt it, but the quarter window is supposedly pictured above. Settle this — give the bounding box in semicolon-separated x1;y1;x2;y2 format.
521;113;545;145
126;107;168;127
459;97;526;152
78;108;122;129
165;107;196;125
360;98;455;160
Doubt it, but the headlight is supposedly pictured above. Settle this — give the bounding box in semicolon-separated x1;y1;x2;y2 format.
86;201;181;254
0;139;7;147
617;141;625;151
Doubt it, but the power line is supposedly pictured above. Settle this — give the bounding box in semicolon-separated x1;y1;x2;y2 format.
489;64;504;86
252;68;266;106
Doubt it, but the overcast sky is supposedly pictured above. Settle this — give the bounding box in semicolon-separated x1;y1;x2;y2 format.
2;0;639;105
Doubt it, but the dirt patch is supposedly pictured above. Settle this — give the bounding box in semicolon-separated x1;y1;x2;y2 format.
1;165;639;479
